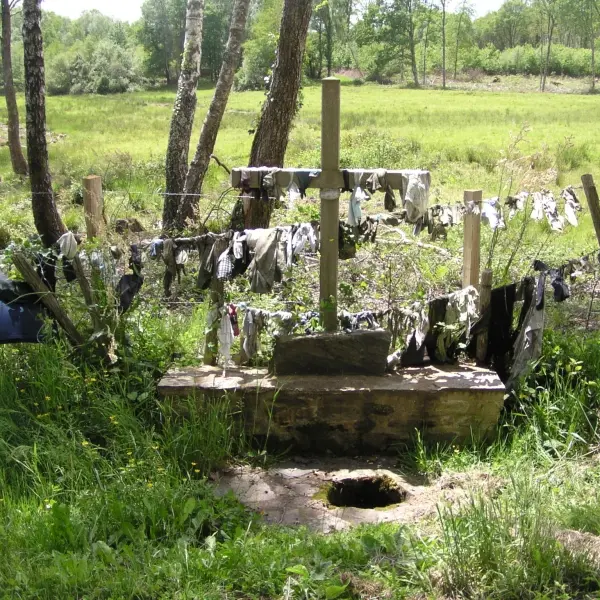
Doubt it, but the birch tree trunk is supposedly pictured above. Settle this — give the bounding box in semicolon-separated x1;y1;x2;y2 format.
243;0;313;229
22;0;65;247
163;0;205;233
178;0;250;228
2;0;28;176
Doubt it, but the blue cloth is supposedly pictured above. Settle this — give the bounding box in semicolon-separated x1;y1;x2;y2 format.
0;301;45;344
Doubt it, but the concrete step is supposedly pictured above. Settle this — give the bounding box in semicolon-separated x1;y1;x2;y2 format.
158;364;505;454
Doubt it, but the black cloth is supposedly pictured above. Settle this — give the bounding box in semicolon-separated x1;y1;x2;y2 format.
232;240;251;278
424;296;449;363
401;331;427;367
533;259;570;303
129;244;143;275
487;284;516;381
117;273;144;313
0;301;45;344
0;271;36;305
36;253;56;292
62;258;77;283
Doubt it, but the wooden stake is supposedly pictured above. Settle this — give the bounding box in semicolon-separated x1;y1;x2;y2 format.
476;268;493;363
203;237;228;366
462;189;482;290
12;251;85;346
320;77;341;332
83;175;104;239
71;255;102;331
581;174;600;247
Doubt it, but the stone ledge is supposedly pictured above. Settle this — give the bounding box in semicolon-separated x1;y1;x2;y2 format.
158;364;505;453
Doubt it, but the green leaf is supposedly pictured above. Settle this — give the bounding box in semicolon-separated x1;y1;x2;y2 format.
181;497;197;523
286;564;309;578
325;583;349;599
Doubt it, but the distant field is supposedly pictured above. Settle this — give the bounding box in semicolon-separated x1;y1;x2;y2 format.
0;83;598;189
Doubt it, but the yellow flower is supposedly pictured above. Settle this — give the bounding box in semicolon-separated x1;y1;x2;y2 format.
45;396;51;401
194;469;200;474
127;451;132;456
191;462;197;466
81;441;90;447
147;482;153;488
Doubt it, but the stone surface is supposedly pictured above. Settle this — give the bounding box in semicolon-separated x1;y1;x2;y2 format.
213;457;499;532
158;363;505;453
273;329;392;376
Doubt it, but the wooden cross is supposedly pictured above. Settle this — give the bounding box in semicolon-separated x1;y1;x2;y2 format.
231;78;426;332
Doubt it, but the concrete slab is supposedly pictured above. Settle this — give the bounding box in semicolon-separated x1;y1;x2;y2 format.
158;364;505;454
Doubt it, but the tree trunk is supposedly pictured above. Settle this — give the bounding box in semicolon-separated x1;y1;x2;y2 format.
591;0;596;92
2;0;28;176
22;0;65;247
178;0;251;228
441;0;446;89
318;19;324;78
541;17;554;92
243;0;312;229
423;2;431;85
407;1;419;87
453;11;463;80
326;13;333;77
163;0;205;233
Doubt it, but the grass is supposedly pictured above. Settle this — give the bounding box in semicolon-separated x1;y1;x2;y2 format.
2;333;600;598
2;81;600;597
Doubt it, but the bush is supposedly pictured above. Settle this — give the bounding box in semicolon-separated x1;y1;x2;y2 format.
46;41;143;96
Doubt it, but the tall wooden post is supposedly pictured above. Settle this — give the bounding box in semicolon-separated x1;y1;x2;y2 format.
320;77;341;332
581;174;600;247
462;189;482;290
83;175;104;239
203;236;228;366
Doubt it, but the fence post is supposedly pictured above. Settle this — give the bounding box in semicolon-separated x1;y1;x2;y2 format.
476;268;493;363
83;175;104;239
203;236;228;366
581;174;600;247
462;189;482;290
320;77;341;332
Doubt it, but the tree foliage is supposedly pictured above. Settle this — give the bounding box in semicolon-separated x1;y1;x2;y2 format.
2;0;600;97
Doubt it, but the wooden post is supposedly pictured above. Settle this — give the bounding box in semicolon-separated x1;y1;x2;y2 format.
476;268;493;363
12;251;85;346
462;189;482;290
320;77;341;332
83;175;104;239
203;236;228;366
581;174;600;246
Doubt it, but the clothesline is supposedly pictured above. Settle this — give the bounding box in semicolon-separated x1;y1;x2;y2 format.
213;246;600;377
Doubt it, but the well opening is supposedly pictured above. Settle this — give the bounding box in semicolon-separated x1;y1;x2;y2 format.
327;476;407;509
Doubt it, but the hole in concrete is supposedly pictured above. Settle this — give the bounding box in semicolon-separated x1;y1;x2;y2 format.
327;476;407;509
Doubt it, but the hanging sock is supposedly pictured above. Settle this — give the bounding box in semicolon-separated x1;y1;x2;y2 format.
541;190;564;231
347;171;369;227
481;197;506;230
218;308;235;367
530;192;544;221
561;186;582;228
